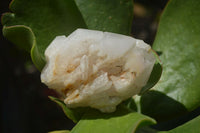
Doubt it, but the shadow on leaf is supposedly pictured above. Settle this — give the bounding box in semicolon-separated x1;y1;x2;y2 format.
139;90;188;122
81;105;132;120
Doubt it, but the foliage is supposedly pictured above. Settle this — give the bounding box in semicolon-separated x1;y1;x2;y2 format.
2;0;86;70
136;115;200;133
1;0;200;132
135;0;200;122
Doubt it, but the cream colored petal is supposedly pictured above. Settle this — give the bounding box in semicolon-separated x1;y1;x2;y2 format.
41;29;156;112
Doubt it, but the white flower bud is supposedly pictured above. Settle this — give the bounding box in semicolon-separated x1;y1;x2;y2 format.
41;29;155;112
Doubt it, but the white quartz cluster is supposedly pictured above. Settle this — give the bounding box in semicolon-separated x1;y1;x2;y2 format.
41;29;156;112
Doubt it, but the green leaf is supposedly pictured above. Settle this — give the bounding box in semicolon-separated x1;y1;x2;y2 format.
49;130;70;133
49;96;89;123
136;115;200;133
161;115;200;133
122;98;138;111
135;126;158;133
135;0;200;121
2;0;134;70
49;96;156;133
70;105;156;133
2;0;86;70
75;0;133;35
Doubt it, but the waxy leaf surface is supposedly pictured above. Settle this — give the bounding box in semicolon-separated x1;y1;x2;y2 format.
71;106;156;133
136;0;200;121
2;0;86;70
75;0;133;35
136;115;200;133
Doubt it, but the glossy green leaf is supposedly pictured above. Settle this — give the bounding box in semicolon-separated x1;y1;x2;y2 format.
75;0;133;35
136;115;200;133
136;0;200;121
135;127;158;133
2;0;86;70
2;0;133;70
49;130;70;133
49;96;156;133
161;115;200;133
71;105;156;133
49;96;89;123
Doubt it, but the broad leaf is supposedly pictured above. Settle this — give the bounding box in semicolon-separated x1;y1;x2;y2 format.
70;105;156;133
135;0;200;121
136;115;200;133
49;96;89;123
50;96;156;133
161;115;200;133
75;0;133;35
2;0;86;70
2;0;134;70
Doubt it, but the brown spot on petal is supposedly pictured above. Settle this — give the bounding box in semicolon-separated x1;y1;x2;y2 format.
131;72;137;78
53;69;57;76
66;64;77;73
65;84;73;89
53;55;60;76
61;84;73;95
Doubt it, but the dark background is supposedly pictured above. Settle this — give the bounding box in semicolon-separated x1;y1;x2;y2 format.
2;0;198;133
